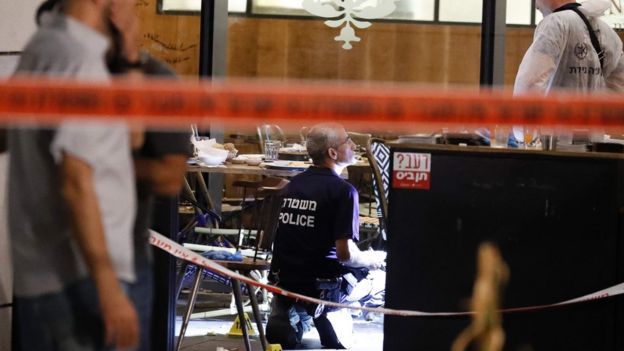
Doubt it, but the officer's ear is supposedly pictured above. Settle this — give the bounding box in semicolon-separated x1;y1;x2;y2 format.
327;147;338;161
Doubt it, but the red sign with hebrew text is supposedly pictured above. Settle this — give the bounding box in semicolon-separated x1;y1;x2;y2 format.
392;152;431;190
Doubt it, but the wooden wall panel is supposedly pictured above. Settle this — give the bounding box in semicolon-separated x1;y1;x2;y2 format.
136;0;200;76
136;7;539;86
505;27;535;86
225;18;486;84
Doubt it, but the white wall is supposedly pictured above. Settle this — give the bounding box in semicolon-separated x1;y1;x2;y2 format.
0;1;36;348
0;55;19;76
0;52;15;351
0;0;38;52
0;153;9;351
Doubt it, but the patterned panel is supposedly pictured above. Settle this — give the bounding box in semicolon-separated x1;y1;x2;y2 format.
370;140;390;240
371;141;390;201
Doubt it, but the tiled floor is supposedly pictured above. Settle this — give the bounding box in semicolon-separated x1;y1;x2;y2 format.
177;314;384;351
175;290;384;351
175;199;385;351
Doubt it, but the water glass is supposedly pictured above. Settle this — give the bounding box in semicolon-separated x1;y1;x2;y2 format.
524;127;541;149
490;125;509;148
264;140;282;161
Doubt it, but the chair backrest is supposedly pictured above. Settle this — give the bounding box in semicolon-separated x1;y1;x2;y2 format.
346;132;390;241
366;138;390;240
257;124;286;153
347;131;372;154
299;126;310;144
246;177;289;260
256;178;289;251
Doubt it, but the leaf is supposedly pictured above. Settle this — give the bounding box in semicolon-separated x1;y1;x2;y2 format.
302;0;342;18
350;17;372;29
354;0;399;20
325;18;347;28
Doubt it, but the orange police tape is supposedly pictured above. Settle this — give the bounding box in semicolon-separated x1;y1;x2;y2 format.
2;77;624;129
149;230;624;317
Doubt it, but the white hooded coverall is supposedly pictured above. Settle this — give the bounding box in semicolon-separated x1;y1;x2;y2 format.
514;0;624;93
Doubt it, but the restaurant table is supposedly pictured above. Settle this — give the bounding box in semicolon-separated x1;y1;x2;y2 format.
188;162;307;178
186;160;368;211
383;143;624;351
188;159;370;177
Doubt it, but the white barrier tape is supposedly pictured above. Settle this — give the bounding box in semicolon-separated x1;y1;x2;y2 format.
149;230;624;317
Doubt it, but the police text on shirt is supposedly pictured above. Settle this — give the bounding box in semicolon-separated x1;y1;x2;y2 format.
279;198;316;228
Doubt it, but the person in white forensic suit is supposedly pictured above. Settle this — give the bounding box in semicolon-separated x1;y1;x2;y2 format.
513;0;624;145
515;0;624;93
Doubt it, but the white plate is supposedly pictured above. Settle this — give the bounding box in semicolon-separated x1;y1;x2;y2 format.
279;148;307;153
241;154;265;159
262;160;310;170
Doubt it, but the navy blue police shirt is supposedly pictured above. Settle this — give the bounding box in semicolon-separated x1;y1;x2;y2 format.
270;166;359;291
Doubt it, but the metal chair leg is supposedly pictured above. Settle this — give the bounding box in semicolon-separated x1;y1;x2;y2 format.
231;279;253;351
175;267;203;351
194;171;215;211
174;261;189;301
246;282;267;351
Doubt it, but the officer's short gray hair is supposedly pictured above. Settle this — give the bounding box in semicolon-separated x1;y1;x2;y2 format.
306;123;344;165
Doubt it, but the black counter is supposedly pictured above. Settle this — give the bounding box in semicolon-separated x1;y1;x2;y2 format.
384;144;624;351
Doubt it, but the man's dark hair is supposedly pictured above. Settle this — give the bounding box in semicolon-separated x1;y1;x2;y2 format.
36;0;62;25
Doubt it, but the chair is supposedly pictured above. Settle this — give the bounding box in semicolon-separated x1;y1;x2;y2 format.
230;177;287;249
299;126;310;143
257;124;286;154
176;177;289;351
347;132;390;242
367;138;390;241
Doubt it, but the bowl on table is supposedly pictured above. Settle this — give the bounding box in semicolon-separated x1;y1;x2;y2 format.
197;148;228;166
278;149;309;161
230;156;248;164
246;156;263;166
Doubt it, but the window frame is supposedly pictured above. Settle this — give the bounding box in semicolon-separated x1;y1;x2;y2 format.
157;0;624;30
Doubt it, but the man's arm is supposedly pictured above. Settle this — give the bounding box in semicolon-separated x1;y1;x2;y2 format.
336;238;386;270
605;51;624;92
513;17;563;94
513;51;557;94
60;153;139;349
134;154;188;196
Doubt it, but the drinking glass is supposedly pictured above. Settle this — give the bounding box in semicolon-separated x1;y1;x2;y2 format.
264;140;282;161
490;125;509;148
524;127;540;149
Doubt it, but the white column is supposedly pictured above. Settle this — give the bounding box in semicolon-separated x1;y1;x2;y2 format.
0;0;37;346
0;153;10;351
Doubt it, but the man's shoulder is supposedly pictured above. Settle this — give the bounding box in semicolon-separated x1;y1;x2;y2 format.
19;27;81;71
294;169;355;196
297;167;352;184
538;11;574;29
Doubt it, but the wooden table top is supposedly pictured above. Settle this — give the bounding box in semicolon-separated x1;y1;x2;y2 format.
188;160;369;178
213;256;271;271
188;163;304;177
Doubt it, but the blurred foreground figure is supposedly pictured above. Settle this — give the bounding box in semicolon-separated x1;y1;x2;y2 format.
451;242;509;351
514;0;624;93
106;1;191;350
10;0;139;349
267;123;386;349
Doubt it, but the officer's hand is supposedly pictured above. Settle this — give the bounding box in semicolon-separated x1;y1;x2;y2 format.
367;250;387;270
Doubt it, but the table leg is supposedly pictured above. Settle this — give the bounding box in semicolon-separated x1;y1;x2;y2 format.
175;267;203;351
194;171;215;211
232;279;253;351
246;282;267;351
